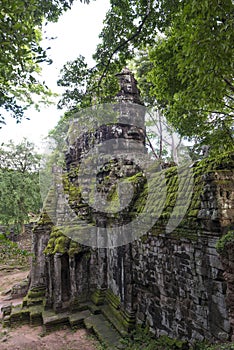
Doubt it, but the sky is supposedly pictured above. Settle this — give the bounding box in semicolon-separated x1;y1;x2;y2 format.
0;0;110;147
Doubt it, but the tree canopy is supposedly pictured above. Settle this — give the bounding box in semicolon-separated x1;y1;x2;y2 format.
0;139;42;234
0;0;90;125
57;0;234;153
145;0;234;151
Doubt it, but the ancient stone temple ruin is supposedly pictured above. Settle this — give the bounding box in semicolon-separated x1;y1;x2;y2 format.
3;69;234;347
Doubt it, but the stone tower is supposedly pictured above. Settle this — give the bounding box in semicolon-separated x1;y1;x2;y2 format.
29;68;148;312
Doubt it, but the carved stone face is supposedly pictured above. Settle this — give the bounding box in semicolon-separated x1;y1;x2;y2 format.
127;126;142;139
116;68;142;104
125;83;132;92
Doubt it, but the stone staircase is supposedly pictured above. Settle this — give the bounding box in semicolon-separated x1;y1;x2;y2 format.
41;303;125;349
2;296;126;349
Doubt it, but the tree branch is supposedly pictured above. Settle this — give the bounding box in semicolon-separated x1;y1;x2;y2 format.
224;103;234;111
145;133;159;160
223;77;234;92
221;120;234;142
191;108;233;117
225;94;234;102
97;0;152;86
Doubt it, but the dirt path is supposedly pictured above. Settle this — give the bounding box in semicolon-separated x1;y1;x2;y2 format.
0;269;100;350
0;324;99;350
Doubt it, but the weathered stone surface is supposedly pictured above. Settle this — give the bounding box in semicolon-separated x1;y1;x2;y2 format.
220;241;234;341
1;304;12;317
25;69;234;344
11;278;29;298
30;214;53;289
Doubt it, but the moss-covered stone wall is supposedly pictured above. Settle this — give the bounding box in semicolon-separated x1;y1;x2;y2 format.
129;152;234;341
28;150;234;343
28;69;234;343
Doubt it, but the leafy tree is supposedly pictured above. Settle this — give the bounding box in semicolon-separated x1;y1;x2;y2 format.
0;0;91;125
145;0;234;152
57;0;234;153
57;0;157;109
57;55;120;111
144;109;182;162
0;138;42;234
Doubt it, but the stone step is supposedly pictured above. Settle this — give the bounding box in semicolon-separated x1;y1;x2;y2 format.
101;304;128;337
84;313;124;350
69;309;92;328
22;295;45;307
29;305;44;326
84;301;102;315
42;310;70;333
10;305;30;325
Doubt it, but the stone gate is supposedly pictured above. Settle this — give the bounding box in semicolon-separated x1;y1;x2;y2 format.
3;69;234;346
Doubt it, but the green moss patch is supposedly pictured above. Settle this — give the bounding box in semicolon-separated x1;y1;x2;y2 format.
126;151;234;240
216;230;234;256
44;227;70;255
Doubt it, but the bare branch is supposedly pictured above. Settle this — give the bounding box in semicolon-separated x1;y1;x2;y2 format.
145;133;159;160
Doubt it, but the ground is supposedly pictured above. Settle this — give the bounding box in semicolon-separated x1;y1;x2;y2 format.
0;324;99;350
0;234;101;350
0;269;28;313
0;270;100;350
